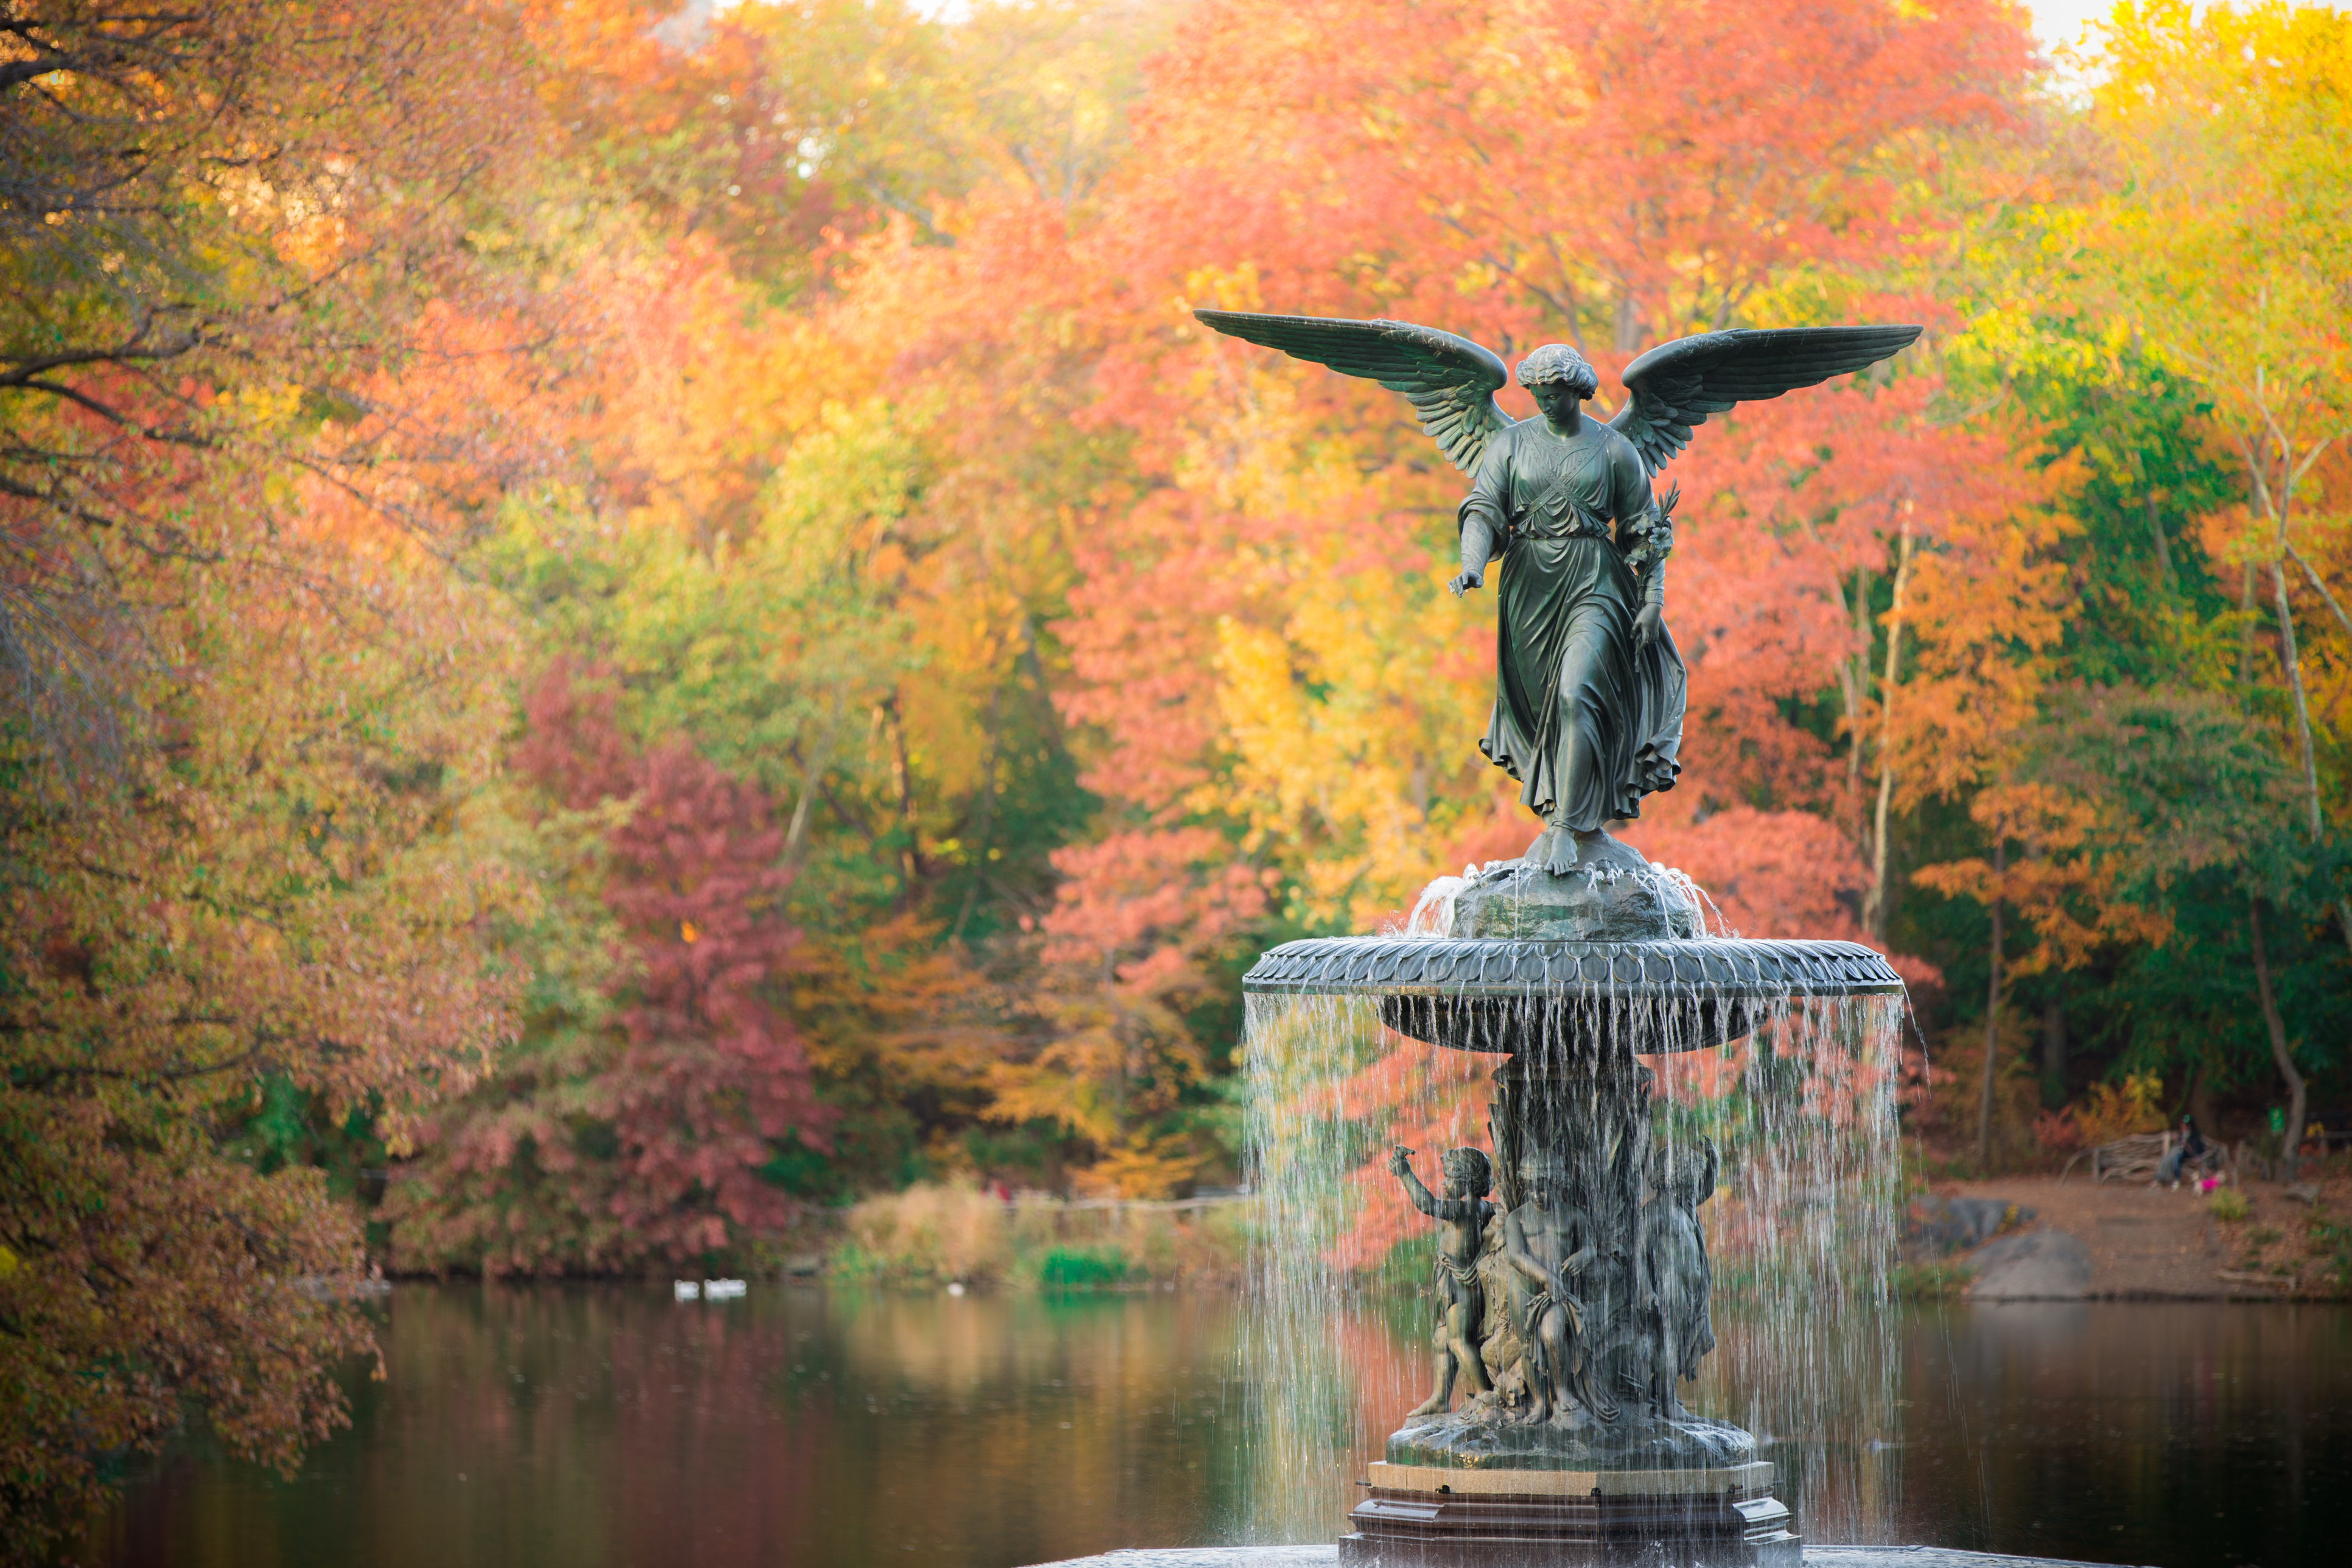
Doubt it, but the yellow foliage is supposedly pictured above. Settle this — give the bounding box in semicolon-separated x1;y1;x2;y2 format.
1071;1134;1204;1201
2068;1073;2168;1146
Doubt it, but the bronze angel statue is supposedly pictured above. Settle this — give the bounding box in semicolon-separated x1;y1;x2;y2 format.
1194;311;1919;874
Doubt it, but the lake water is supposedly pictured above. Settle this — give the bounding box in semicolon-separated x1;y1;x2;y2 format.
92;1286;2351;1568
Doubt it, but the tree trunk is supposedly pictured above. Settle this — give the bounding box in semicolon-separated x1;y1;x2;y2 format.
2275;549;2352;953
2146;495;2173;587
2263;562;2352;954
1844;566;1871;803
2236;561;2258;687
950;679;1006;942
783;697;843;877
2249;899;2305;1183
882;692;922;912
1976;839;2006;1174
2040;989;2067;1111
1863;525;1914;943
2188;1061;2216;1141
1865;769;1897;943
2270;561;2323;838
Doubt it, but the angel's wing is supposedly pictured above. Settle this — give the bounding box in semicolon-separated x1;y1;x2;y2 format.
1193;309;1512;476
1609;325;1922;475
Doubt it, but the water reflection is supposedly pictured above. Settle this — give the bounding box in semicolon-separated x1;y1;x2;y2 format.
96;1285;1253;1568
1894;1301;2352;1568
92;1288;2352;1568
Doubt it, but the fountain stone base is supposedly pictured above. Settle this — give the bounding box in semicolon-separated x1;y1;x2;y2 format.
1340;1452;1797;1568
1344;1399;1798;1564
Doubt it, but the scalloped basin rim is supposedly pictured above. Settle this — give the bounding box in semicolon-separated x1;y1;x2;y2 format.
1239;934;1905;998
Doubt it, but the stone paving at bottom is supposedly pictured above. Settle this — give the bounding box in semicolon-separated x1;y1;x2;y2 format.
1024;1547;2143;1567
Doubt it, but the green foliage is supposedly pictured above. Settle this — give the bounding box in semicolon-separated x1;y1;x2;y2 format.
1889;1260;1974;1301
2210;1187;2252;1222
1036;1247;1133;1287
2306;1214;2352;1289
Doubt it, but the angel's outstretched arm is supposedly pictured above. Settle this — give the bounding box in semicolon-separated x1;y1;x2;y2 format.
1452;440;1511;595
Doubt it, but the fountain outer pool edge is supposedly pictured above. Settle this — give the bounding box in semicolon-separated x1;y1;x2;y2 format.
1020;1549;2147;1568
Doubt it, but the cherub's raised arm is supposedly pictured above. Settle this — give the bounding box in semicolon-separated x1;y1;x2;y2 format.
1388;1147;1477;1219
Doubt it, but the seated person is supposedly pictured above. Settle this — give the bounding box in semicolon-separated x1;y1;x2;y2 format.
2156;1113;2208;1188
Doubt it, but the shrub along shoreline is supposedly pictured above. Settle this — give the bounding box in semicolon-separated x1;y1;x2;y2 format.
822;1183;1253;1289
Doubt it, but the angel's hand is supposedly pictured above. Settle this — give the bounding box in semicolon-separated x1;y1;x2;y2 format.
1449;570;1484;598
1388;1146;1415;1177
1634;603;1663;648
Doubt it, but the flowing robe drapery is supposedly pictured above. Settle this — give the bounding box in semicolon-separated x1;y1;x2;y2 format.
1459;419;1686;833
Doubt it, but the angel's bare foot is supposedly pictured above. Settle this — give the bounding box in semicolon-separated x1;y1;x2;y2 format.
1406;1393;1450;1418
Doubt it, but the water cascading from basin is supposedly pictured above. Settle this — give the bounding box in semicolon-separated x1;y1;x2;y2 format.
1233;863;1908;1557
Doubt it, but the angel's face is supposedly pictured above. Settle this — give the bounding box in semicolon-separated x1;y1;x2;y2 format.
1529;380;1583;426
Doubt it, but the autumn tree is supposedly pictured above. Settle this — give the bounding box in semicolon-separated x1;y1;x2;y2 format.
0;463;524;1558
2085;1;2352;924
382;665;825;1271
0;2;586;1552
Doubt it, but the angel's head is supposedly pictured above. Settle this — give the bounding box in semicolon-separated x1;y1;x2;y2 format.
1515;343;1600;401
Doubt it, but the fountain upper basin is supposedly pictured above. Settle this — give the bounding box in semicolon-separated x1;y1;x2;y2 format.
1241;935;1903;1054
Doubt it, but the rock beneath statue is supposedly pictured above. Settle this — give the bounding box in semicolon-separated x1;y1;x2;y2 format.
1385;1404;1755;1472
1453;830;1697;943
1967;1228;2091;1301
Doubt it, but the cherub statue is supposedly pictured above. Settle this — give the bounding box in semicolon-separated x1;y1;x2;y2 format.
1388;1144;1497;1418
1195;311;1919;873
1638;1136;1720;1418
1502;1152;1616;1425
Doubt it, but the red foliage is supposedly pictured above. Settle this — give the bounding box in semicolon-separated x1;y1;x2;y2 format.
528;664;826;1250
393;664;824;1269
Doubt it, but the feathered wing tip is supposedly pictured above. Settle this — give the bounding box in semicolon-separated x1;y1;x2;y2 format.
1611;324;1924;475
1191;308;1515;475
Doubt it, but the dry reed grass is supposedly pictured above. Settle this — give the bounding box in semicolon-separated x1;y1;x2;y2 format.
827;1182;1250;1288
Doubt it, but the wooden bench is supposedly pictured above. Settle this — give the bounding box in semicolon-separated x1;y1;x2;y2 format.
2061;1130;2235;1185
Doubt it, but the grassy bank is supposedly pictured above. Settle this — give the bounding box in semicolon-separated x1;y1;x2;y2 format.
825;1183;1253;1289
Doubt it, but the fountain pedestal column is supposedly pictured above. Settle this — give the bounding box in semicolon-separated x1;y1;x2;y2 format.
1340;1037;1795;1566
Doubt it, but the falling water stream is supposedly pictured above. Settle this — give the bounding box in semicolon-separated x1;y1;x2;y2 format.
1236;876;1909;1549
